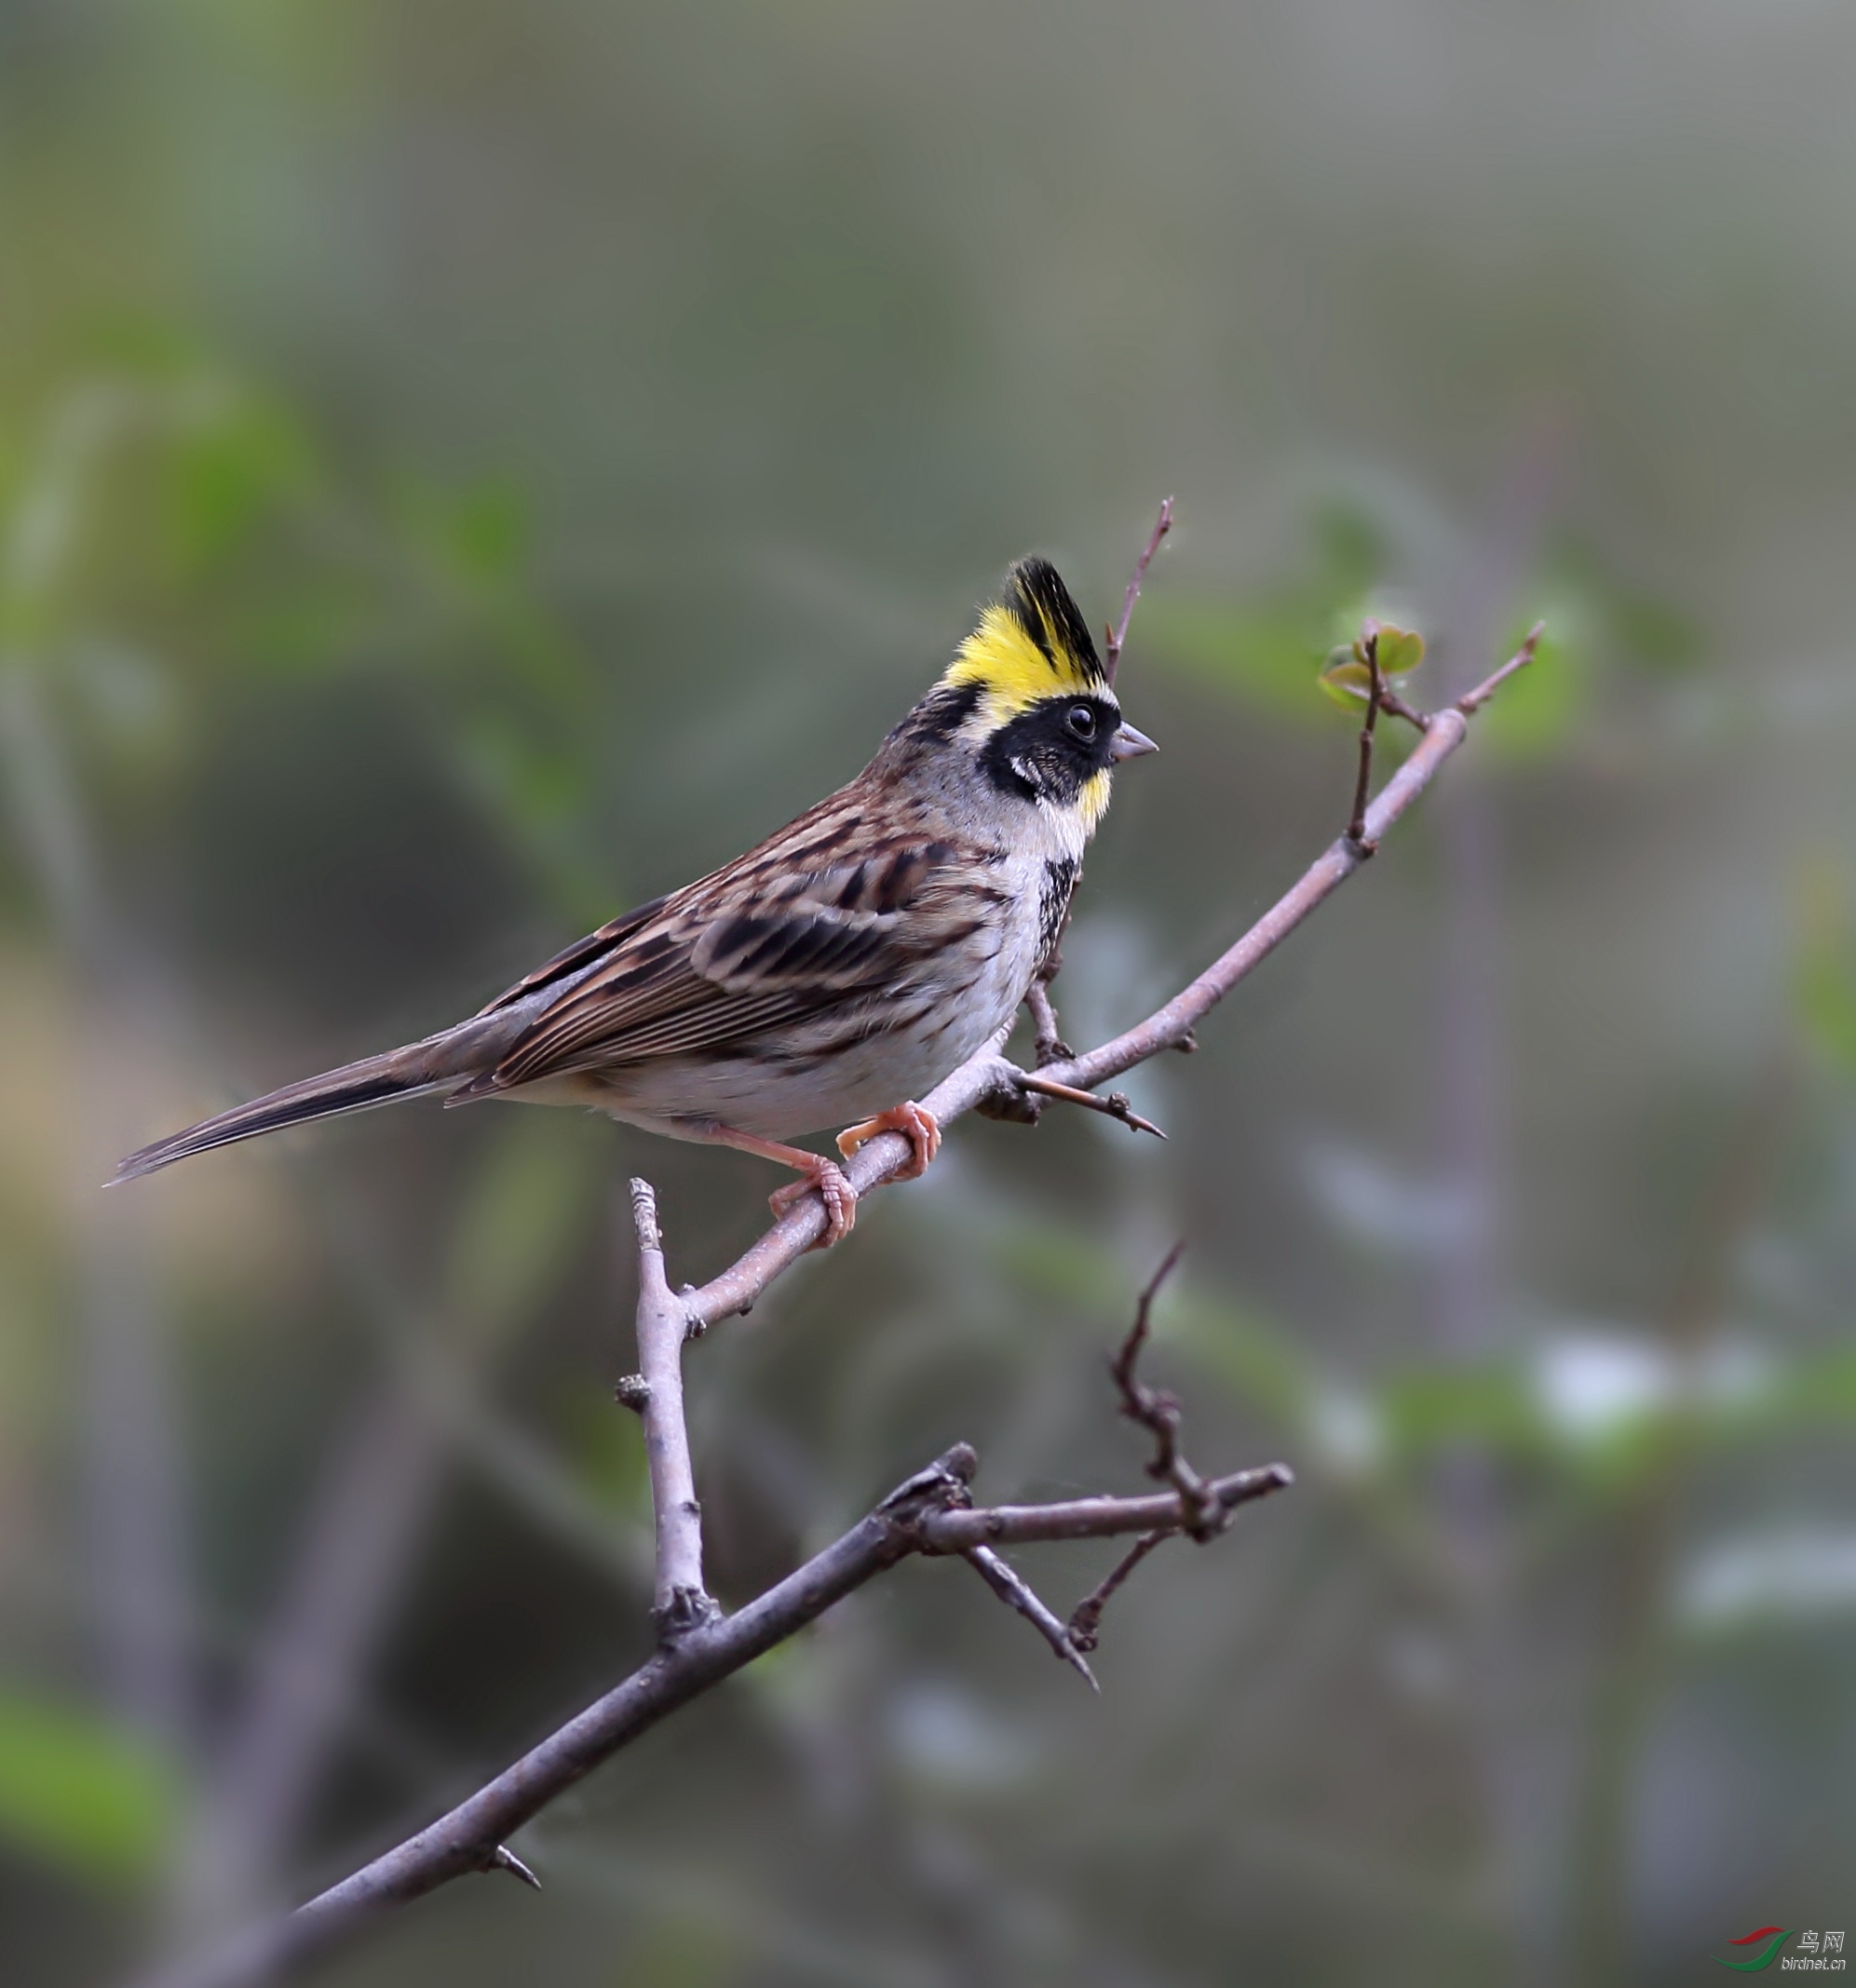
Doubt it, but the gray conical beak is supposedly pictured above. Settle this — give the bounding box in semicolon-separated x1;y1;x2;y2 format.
1109;722;1158;763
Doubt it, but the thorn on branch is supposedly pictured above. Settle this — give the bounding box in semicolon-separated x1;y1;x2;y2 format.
485;1843;541;1889
1016;1071;1167;1140
962;1544;1099;1690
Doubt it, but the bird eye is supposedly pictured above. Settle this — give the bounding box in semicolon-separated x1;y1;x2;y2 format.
1065;704;1097;741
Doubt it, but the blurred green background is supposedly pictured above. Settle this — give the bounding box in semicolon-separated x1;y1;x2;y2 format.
4;2;1855;1983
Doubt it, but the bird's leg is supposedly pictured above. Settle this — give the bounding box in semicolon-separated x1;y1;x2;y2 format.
688;1122;858;1249
836;1101;942;1182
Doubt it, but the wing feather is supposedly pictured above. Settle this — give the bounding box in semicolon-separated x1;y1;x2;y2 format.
458;788;990;1097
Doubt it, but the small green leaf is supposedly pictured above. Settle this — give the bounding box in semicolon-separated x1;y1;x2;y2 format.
0;1690;180;1887
1319;623;1426;710
1372;624;1425;679
1319;651;1375;708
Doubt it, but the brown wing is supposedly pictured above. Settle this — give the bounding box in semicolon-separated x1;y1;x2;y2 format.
473;893;673;1017
454;787;995;1096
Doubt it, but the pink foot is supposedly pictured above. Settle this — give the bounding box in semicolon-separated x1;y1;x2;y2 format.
767;1156;858;1249
837;1101;942;1182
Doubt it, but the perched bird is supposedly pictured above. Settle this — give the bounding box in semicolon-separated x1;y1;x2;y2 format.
115;557;1157;1243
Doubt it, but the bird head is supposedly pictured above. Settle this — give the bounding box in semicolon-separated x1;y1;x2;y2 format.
929;557;1157;825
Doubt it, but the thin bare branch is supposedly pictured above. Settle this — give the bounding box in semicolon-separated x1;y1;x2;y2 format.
1116;1241;1185;1390
629;1180;716;1638
1023;977;1072;1068
1108;1245;1223;1540
918;1463;1294;1552
1059;1247;1238;1656
1104;497;1173;686
961;1546;1098;1690
1456;620;1544;713
1344;624;1385;855
1066;1533;1167;1655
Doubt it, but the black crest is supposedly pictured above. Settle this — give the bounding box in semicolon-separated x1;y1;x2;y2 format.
1003;558;1106;686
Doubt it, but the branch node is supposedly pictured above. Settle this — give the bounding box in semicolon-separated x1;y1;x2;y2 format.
485;1843;542;1890
1173;1029;1199;1054
654;1583;723;1641
614;1374;651;1413
976;1071;1044;1125
676;1284;705;1339
879;1442;979;1525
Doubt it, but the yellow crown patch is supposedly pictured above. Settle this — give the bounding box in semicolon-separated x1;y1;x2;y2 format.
940;557;1106;723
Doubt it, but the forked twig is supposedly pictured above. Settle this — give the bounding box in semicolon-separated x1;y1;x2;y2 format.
1059;1247;1254;1656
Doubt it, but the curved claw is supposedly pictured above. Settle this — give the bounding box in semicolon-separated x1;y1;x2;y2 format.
837;1101;942;1182
768;1156;857;1250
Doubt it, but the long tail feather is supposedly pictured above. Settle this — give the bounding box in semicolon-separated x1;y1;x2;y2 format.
112;1017;513;1183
